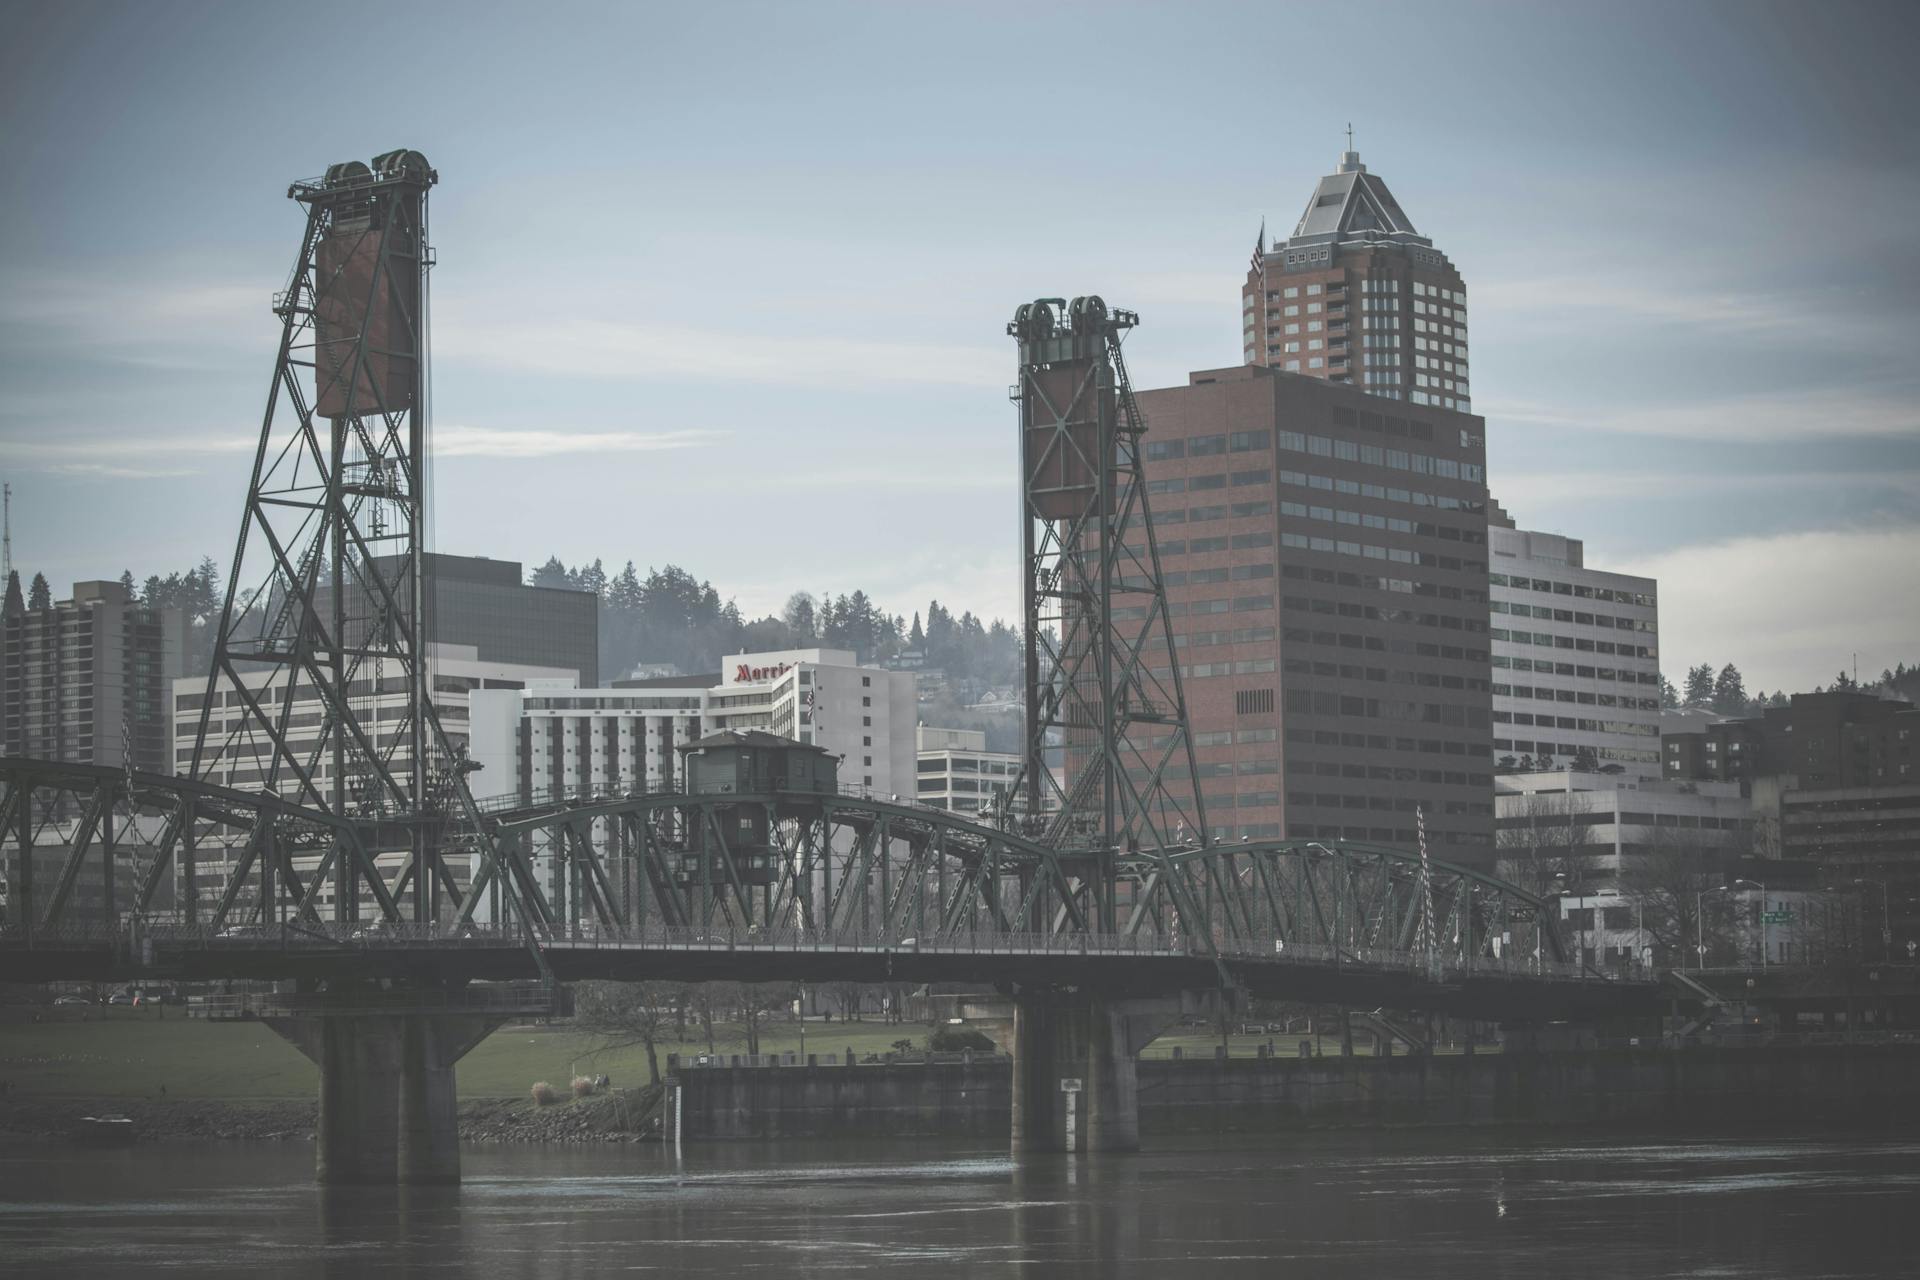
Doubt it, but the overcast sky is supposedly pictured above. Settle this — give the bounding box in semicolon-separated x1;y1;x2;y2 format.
2;0;1914;694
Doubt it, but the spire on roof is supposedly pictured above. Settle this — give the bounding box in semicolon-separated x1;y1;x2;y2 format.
1338;122;1365;174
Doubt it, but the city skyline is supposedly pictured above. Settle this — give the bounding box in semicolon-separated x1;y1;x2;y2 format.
2;0;1915;696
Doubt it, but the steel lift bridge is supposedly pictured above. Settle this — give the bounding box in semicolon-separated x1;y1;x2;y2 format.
0;156;1656;1182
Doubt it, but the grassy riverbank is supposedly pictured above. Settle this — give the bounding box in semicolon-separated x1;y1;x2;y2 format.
0;1007;1380;1101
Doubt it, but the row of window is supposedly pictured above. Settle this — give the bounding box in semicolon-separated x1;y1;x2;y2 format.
1143;429;1271;462
1283;658;1489;695
1279;532;1486;575
1494;683;1661;712
1281;626;1488;667
1494;712;1660;736
1276;431;1483;482
1283;561;1486;604
1280;499;1486;544
1281;594;1488;635
1491;627;1657;660
1493;656;1661;685
1490;572;1655;607
1153;532;1275;557
1176;626;1277;649
1491;600;1656;631
1145;469;1273;495
1152;499;1273;525
1282;687;1491;730
1492;738;1662;765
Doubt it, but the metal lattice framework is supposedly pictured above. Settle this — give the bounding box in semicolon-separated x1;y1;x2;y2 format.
183;150;526;932
1009;297;1206;930
0;760;1568;970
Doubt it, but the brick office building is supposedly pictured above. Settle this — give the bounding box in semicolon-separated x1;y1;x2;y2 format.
1133;364;1495;867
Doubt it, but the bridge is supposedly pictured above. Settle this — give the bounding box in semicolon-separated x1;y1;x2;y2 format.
1;152;1662;1185
1;754;1658;1180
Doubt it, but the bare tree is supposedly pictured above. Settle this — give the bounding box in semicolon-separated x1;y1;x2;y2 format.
572;980;688;1086
705;981;800;1056
1616;824;1736;967
1495;787;1605;898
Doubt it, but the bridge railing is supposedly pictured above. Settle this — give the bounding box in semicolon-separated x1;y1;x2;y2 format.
194;982;562;1020
4;917;1597;981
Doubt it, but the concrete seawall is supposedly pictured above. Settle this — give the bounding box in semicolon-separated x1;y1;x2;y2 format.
672;1045;1920;1141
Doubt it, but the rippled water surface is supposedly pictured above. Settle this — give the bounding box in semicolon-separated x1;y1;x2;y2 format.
4;1130;1918;1277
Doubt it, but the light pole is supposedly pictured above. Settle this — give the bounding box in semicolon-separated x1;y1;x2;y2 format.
1723;878;1767;969
1853;878;1891;961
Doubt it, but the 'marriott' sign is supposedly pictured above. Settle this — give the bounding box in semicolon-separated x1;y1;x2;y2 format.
736;662;793;682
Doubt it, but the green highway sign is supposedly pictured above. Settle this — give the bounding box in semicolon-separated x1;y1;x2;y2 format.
1761;911;1793;923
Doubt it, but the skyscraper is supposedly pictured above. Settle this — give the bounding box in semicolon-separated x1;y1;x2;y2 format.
1242;142;1470;413
1135;366;1496;869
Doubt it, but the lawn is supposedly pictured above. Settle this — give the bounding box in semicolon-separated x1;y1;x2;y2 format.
0;1009;1439;1102
0;1007;944;1101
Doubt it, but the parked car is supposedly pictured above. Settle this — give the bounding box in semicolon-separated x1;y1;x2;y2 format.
107;991;136;1006
53;994;91;1007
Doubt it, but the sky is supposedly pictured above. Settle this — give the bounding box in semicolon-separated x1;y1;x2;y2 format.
1;0;1915;695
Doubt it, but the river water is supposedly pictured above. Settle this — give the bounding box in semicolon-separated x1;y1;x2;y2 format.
3;1130;1916;1277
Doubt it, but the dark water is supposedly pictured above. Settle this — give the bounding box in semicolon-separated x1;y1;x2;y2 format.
3;1130;1917;1278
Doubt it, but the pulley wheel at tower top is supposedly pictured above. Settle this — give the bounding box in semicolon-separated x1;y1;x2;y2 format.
1069;296;1107;332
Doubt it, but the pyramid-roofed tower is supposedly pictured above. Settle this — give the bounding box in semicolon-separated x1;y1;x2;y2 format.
1242;143;1470;413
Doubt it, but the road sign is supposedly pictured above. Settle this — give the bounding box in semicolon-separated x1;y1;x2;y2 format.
1507;907;1537;923
1761;911;1793;924
1060;1077;1083;1093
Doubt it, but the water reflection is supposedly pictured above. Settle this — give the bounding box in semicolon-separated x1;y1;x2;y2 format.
3;1131;1918;1278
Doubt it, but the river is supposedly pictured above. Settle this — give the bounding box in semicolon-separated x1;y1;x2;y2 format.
3;1130;1916;1277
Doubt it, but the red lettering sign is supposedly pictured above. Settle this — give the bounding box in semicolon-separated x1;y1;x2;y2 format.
734;662;793;683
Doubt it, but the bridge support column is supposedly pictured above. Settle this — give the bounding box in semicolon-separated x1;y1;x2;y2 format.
268;1011;503;1185
1010;988;1179;1155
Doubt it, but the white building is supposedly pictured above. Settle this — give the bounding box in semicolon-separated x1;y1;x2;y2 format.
1487;514;1663;778
1495;769;1752;879
915;726;1021;815
466;648;916;806
168;643;581;915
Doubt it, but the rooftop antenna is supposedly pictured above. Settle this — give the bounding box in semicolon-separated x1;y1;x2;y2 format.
1346;122;1354;152
2;481;11;580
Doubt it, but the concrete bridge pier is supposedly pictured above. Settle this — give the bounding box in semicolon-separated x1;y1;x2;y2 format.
267;1011;502;1184
1010;987;1182;1154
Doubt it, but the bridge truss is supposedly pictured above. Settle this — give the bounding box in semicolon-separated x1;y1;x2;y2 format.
0;760;1567;970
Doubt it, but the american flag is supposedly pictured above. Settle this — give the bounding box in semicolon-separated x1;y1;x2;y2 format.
1250;219;1266;278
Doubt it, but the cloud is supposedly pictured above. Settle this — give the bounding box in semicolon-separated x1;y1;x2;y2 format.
1495;467;1920;506
44;462;201;480
433;315;1005;389
434;426;723;458
1472;275;1810;336
1477;388;1920;442
5;424;722;471
1609;524;1920;694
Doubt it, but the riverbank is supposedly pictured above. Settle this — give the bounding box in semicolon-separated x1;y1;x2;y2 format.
0;1085;668;1145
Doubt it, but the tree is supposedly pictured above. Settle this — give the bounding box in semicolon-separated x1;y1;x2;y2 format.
527;556;570;589
2;571;21;616
1659;674;1680;710
118;569;136;600
1495;788;1604;901
27;572;51;611
1683;663;1715;709
1831;668;1858;692
782;592;818;642
1571;746;1600;772
1617;825;1738;967
908;612;925;652
704;981;800;1057
572;980;686;1086
1711;664;1747;716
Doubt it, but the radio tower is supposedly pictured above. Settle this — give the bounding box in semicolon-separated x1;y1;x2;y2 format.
1008;297;1208;933
187;151;498;926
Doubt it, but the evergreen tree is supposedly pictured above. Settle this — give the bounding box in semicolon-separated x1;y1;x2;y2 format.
1832;668;1858;692
27;572;51;610
2;570;22;616
908;612;925;651
1683;663;1715;708
781;592;817;642
118;569;136;600
528;557;570;589
1659;674;1680;710
1711;664;1747;716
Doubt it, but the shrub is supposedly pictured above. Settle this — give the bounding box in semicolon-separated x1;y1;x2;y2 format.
930;1025;996;1054
570;1075;595;1099
530;1081;558;1106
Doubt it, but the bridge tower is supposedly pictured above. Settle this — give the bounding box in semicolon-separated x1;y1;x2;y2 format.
1008;297;1207;931
186;151;501;928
